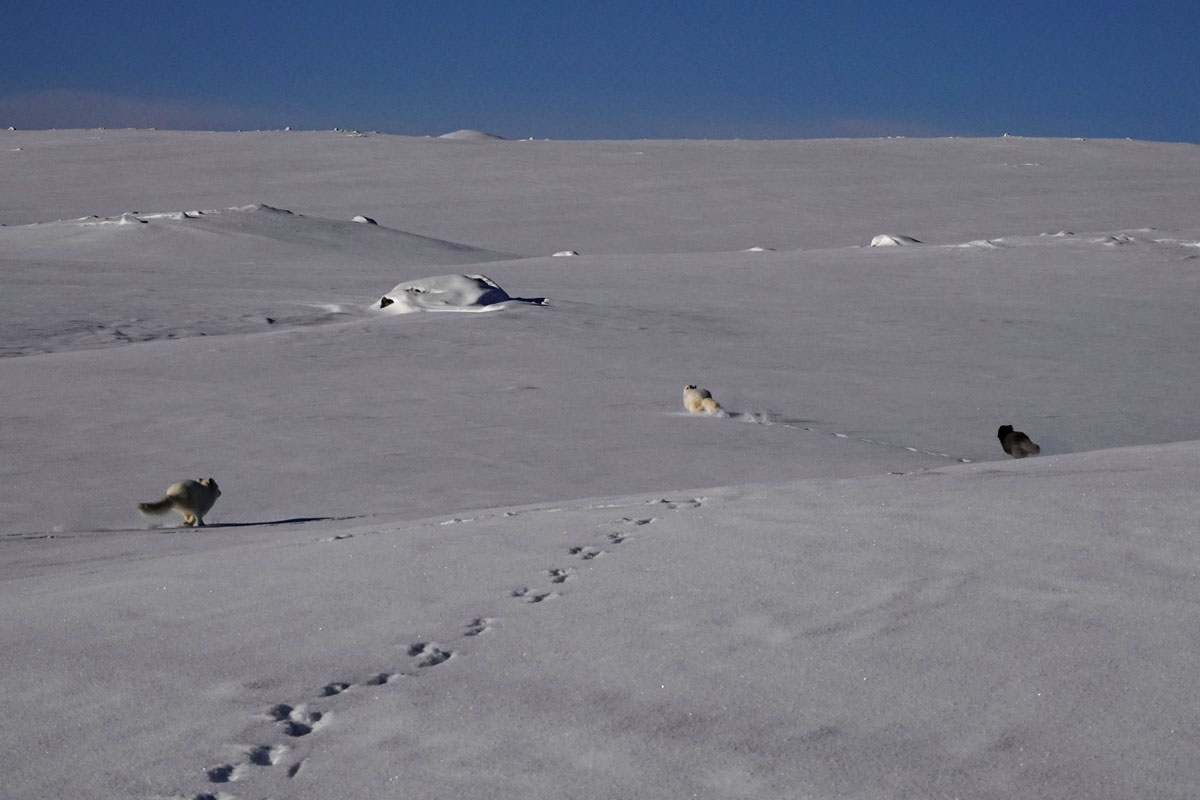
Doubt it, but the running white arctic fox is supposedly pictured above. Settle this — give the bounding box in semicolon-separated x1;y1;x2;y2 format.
683;385;723;415
137;478;221;527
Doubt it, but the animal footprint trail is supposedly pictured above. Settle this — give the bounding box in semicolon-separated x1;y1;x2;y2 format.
364;671;395;685
179;613;512;797
651;497;706;511
407;641;453;667
720;408;973;463
268;703;329;737
776;422;973;463
547;567;575;584
246;743;289;767
463;616;497;636
568;545;605;560
176;499;690;799
205;763;246;784
511;586;558;603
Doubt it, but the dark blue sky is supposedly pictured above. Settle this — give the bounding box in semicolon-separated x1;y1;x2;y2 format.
4;1;1198;141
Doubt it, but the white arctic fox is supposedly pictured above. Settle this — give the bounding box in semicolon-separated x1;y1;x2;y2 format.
137;478;221;527
683;385;723;415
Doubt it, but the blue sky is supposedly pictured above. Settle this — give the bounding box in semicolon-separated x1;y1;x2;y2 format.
3;0;1198;141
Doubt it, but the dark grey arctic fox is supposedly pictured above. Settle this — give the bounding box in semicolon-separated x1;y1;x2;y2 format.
997;425;1040;458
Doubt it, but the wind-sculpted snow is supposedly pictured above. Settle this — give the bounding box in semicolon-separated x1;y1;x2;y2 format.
0;205;520;355
179;204;514;260
7;203;514;262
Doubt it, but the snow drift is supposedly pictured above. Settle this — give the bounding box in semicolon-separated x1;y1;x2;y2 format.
374;274;512;313
869;233;922;246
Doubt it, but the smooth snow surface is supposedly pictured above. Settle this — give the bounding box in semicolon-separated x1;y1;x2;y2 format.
3;130;1200;800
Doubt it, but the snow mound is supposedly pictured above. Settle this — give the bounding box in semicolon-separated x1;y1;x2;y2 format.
8;205;514;267
552;250;580;257
437;129;505;141
176;204;515;264
742;246;775;252
374;274;512;314
870;233;922;247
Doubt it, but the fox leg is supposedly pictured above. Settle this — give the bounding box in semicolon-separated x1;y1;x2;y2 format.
180;513;196;526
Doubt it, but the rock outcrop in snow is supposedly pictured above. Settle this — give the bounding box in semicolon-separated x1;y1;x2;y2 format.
374;274;512;314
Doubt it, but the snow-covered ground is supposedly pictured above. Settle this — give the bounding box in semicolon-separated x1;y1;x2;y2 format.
2;130;1199;799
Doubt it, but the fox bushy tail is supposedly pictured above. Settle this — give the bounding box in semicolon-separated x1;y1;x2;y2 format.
137;496;174;515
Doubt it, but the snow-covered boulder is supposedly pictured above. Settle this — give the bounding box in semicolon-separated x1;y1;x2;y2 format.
870;233;922;247
374;274;512;314
351;215;378;225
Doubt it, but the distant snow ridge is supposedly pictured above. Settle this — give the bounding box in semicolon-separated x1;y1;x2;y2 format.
870;233;922;247
352;215;378;225
71;211;148;226
1094;234;1139;246
437;129;506;141
238;203;291;215
70;209;206;226
948;239;1001;249
552;250;580;257
375;274;512;314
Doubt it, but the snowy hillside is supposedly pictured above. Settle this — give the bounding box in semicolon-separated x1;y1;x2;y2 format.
1;130;1199;800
